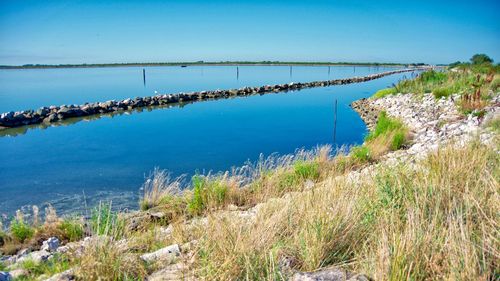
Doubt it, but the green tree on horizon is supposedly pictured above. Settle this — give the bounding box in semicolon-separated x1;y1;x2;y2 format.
470;54;493;65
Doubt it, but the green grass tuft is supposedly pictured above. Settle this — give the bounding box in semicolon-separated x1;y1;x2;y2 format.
373;87;397;99
486;117;500;133
293;160;320;180
351;146;371;162
432;86;454;99
10;218;34;243
187;175;229;216
490;77;500;92
58;218;84;242
391;130;406;150
366;111;406;147
20;254;70;279
90;202;125;238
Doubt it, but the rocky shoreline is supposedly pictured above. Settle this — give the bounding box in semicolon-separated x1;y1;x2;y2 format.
350;98;380;130
0;68;422;129
351;92;499;162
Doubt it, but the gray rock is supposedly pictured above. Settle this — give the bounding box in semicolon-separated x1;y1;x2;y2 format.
43;269;75;281
18;248;31;256
149;211;165;220
291;267;370;281
0;112;13;119
158;225;173;237
56;245;70;254
57;107;70;114
56;240;85;258
0;256;9;264
41;237;60;252
9;269;27;279
146;263;187;281
29;250;52;263
43;113;59;123
140;244;180;263
227;204;239;211
304;179;315;189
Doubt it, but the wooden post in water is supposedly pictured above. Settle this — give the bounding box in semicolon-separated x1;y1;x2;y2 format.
237;66;239;80
328;66;331;76
333;99;338;144
143;68;146;85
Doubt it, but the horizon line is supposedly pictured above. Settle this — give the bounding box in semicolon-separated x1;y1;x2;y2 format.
0;60;434;69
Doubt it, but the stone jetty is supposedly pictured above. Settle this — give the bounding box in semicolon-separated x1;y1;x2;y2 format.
0;68;422;129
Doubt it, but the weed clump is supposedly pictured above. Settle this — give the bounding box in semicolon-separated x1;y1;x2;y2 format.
187;175;235;216
76;236;146;281
373;87;397;99
90;202;125;238
347;111;408;165
140;169;183;211
382;57;498;112
351;146;371;162
20;254;71;279
366;111;407;151
10;217;34;243
57;218;84;242
293;160;320;180
432;86;453;99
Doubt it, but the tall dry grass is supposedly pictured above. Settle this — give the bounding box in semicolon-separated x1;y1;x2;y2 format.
75;236;147;281
139;146;335;218
187;140;499;280
140;168;185;211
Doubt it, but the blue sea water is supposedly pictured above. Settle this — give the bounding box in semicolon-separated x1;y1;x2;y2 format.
0;66;410;216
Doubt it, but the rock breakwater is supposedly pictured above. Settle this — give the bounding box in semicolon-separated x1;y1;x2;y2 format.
0;68;420;129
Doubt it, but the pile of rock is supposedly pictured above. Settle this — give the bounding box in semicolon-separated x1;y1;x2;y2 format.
352;92;499;160
0;237;67;280
0;68;419;129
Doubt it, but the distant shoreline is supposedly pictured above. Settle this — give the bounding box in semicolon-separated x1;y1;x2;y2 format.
0;61;428;69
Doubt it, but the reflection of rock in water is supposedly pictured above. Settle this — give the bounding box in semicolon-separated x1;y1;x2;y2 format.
0;102;190;137
0;68;422;130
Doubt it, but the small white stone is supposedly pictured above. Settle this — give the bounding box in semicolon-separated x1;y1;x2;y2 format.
140;244;180;263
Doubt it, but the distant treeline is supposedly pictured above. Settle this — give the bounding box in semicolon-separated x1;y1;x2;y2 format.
0;61;429;69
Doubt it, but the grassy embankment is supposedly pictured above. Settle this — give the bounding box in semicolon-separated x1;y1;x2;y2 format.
373;57;499;116
9;134;497;281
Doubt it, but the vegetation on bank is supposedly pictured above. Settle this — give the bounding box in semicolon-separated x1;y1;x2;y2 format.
0;61;427;69
373;54;499;114
8;137;494;281
199;140;498;280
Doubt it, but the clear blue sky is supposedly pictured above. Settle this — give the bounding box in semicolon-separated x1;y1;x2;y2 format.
0;0;498;65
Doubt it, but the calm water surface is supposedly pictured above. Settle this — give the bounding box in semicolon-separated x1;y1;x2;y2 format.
0;65;397;112
0;66;410;216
